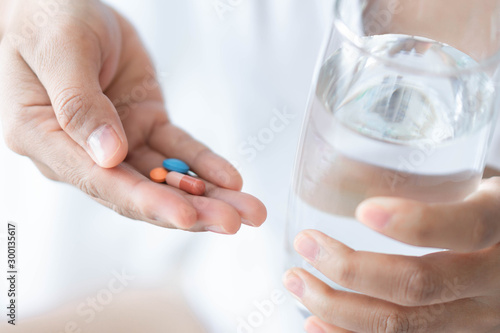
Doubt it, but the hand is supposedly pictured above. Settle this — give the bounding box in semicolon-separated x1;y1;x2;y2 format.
284;175;500;332
0;0;266;232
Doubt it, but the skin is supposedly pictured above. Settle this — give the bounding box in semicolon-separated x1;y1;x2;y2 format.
363;0;500;60
284;0;500;329
285;171;500;332
0;0;267;233
2;0;500;331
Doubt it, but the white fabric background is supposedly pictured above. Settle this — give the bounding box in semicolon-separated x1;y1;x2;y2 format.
0;1;332;332
1;1;500;332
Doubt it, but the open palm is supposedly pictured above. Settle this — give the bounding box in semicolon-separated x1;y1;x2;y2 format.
0;1;266;232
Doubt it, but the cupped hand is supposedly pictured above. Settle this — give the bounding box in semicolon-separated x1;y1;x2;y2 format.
0;0;266;232
285;175;500;332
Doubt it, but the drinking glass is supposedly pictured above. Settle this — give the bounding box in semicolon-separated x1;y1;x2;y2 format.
286;0;500;293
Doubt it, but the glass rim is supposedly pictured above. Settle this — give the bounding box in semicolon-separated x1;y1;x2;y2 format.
333;0;500;77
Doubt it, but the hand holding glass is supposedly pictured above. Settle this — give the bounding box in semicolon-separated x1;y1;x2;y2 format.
286;0;500;291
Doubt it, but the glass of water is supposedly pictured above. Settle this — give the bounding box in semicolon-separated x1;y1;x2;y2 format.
286;0;500;291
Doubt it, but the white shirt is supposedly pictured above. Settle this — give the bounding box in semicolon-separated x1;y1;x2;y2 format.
1;1;499;332
0;1;331;332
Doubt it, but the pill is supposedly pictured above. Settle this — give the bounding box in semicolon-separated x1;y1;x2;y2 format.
150;167;168;183
163;158;190;174
166;171;205;196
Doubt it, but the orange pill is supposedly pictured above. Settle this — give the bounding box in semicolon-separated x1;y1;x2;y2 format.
150;167;168;183
166;171;205;196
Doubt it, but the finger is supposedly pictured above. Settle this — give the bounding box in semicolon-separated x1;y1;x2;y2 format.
356;178;500;252
122;145;243;233
203;182;267;227
127;146;253;233
183;195;242;234
149;123;243;190
17;21;128;168
167;182;266;230
75;161;198;229
76;161;198;230
484;167;500;178
94;186;242;235
125;144;166;177
284;268;400;333
0;29;198;229
294;230;500;306
125;145;267;228
284;268;497;333
116;149;241;233
305;316;353;333
27;121;197;229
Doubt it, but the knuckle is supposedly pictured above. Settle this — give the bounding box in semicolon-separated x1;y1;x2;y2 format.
193;147;213;164
128;180;179;228
410;206;432;245
469;214;490;251
76;177;100;199
61;163;100;199
337;258;358;287
402;264;440;305
411;226;431;247
315;296;336;321
53;88;89;131
378;311;411;333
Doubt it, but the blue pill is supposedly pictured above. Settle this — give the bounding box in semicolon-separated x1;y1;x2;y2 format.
163;159;190;174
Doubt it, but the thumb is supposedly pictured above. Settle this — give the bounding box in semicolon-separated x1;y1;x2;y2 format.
22;35;128;168
52;88;128;168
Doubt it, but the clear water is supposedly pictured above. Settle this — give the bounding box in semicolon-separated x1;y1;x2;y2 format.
286;34;496;291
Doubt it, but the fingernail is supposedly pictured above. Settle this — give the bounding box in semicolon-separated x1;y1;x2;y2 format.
241;218;258;227
357;201;392;230
305;321;325;333
294;233;320;263
87;125;121;165
205;225;229;234
283;272;305;299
